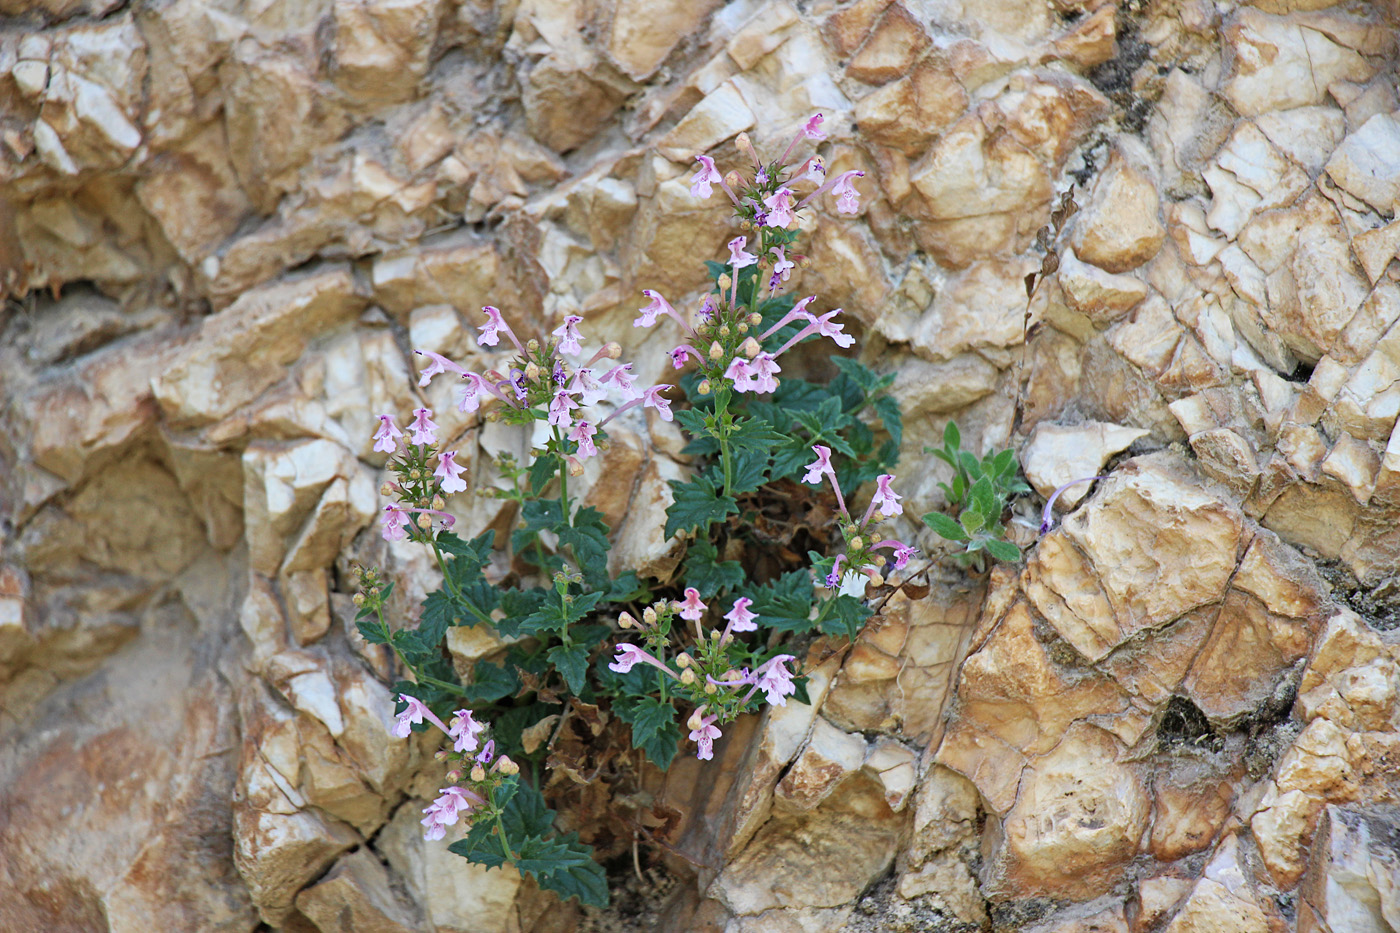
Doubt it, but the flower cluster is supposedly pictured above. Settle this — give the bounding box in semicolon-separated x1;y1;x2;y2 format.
607;589;799;760
802;445;918;592
391;696;520;841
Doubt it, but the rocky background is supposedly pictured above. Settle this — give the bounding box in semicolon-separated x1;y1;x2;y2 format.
2;0;1400;930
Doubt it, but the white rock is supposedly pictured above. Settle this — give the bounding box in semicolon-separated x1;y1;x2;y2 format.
1023;422;1148;507
1325;113;1400;216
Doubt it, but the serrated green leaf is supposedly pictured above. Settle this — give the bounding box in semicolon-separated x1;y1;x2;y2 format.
922;510;969;541
461;659;519;703
664;475;738;540
615;695;681;768
527;451;558;495
682;539;746;600
559;507;610;587
825;594;872;641
547;643;590;693
872;394;904;449
727;448;770;494
355;618;387;645
516;834;610;906
496;587;549;639
751;569;815;633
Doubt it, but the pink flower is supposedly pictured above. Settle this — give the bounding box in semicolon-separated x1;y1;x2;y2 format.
391;693;451;738
725;356;756;392
601;363;641;400
571;368;607;406
670;344;700;370
476;739;495;764
892;543;916;570
824;553;847;589
477;306;508;347
755;655;798;706
448;709;485;754
382;505;409;541
569;420;598;460
435;451;468;494
373;414;403;454
414;350;467;387
690;714;722;761
749;353;780;393
675;587;707;622
803;445;835;485
421;786;484;841
871;474;902;518
642;385;673;421
808;308;854;348
690;155;722;199
727;236;757;270
797;155;825;185
609;643;656;674
801;113;826;141
553;315;584;357
458;373;491;413
830;170;865;214
769;247;794;293
762;187;797;228
635;290;678;328
409;408;438;446
725;597;758;633
548;389;579;429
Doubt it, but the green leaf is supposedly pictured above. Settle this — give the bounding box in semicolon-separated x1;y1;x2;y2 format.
516;834;610;906
615;695;681;768
872;394;904;449
355;618;387;645
970;475;998;516
727;448;770;494
991;448;1016;479
751;569;816;633
922;510;969;541
825;594;872;641
664;475;738;540
559;507;610;588
547;643;590;693
517;590;605;637
461;660;519;703
984;538;1023;564
437;530;495;568
959;508;986;536
944;420;961;451
496;587;550;639
831;356;884;393
682;539;745;600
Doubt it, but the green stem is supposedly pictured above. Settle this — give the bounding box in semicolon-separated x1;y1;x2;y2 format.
429;537;493;626
377;606;470;695
552;426;571;525
489;785;516;861
714;388;733;498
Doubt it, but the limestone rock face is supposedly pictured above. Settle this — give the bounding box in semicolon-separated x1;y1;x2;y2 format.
4;0;1400;931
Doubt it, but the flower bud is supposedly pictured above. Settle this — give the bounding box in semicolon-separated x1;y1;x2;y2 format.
417;513;433;529
697;379;712;395
717;273;731;290
850;536;864;551
742;337;761;358
643;606;657;625
598;437;611;451
680;668;696;685
495;755;520;776
568;457;584;477
434;749;449;760
719;325;731;337
708;341;724;361
352;593;366;607
799;256;813;269
487;410;501;422
737;322;749;334
748;313;762;326
705;683;718;695
433;495;446;510
470;764;486;782
619;611;637;629
874;554;887;567
380;481;395;496
724;170;743;188
445;769;462;783
721;669;744;682
603;342;622;359
527;339;540;352
687;708;706;731
869;572;885;587
739;219;753;231
525;361;540;381
409;469;421;480
736;132;752;152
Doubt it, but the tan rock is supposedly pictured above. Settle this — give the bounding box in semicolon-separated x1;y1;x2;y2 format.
1300;806;1400;933
844;2;929;85
332;0;441;106
1325;113;1400;217
1023;421;1146;508
776;717;867;811
296;848;422;933
1222;9;1374;117
1056;250;1148;323
656;80;756;162
855;60;967;156
995;724;1149;900
1070;145;1165;274
610;0;722;79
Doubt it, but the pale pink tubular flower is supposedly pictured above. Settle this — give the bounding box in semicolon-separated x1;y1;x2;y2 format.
569;420;598;460
478;305;525;353
749;353;780;393
761;295;817;340
670;344;702;370
553;315;584;357
409;407;439;446
724;596;758;633
421;786;484;841
675;587;707;622
778;112;826;166
873;539;918;571
690;714;722;761
642;385;674;421
774;308;854;356
414;350;467;387
609;643;678;678
754;655;798;706
459;372;512;413
1040;475;1109;534
762;187;797;228
769;247;794;293
600;363;641;401
830;170;865;214
796;155;825;185
449;709;485;754
435;451;468;494
570;368;607;406
635;289;688;330
548;389;579;429
381;504;456;542
824;553;847;589
727;236;758;270
373;414;403;454
690;155;722;199
865;473;902;521
803;444;848;515
476;739;495;764
391;693;452;738
724;356;756;392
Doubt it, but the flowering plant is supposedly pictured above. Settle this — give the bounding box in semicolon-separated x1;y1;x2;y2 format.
353;115;907;906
